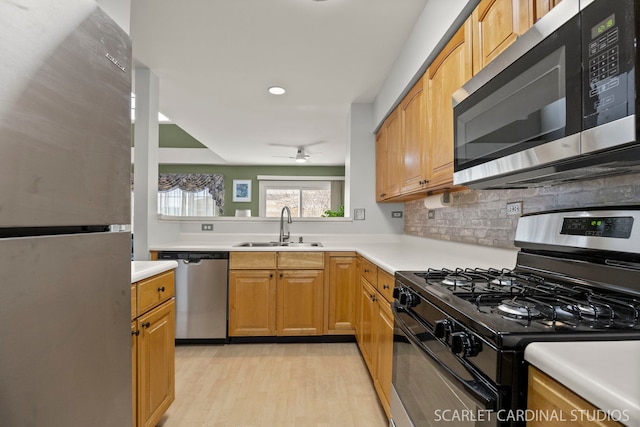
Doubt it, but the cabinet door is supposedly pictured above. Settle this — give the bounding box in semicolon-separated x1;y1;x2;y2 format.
228;270;277;336
472;0;532;72
374;300;394;419
379;109;402;200
358;277;377;374
427;19;472;190
375;129;388;202
400;75;429;194
277;270;324;335
131;322;138;427
531;0;563;24
137;299;175;427
327;255;357;334
527;366;621;427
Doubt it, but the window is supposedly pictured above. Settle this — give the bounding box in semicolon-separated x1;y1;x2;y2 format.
156;173;224;216
157;188;216;216
259;178;342;217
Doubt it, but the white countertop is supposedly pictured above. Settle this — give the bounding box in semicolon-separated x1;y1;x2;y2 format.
525;341;640;427
131;260;178;283
149;233;519;273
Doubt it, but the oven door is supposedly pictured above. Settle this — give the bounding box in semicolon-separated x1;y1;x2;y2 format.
391;304;498;427
452;1;582;188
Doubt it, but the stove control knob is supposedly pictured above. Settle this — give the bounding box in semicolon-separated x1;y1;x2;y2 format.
434;319;452;340
392;287;401;300
397;289;419;307
450;332;482;357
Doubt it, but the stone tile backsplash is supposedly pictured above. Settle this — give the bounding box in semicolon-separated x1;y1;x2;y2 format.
404;172;640;249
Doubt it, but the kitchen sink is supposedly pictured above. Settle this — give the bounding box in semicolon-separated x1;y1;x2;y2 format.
233;241;322;247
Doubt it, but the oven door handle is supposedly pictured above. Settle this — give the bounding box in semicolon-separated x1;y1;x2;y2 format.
393;303;497;409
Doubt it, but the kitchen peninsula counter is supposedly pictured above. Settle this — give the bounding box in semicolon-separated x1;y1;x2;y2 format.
131;260;178;283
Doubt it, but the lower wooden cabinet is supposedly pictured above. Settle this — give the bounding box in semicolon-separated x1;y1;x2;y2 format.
374;299;394;419
356;256;394;419
277;269;324;335
137;299;176;427
228;270;277;336
527;366;623;427
358;277;377;372
326;253;357;334
132;270;176;427
228;251;325;337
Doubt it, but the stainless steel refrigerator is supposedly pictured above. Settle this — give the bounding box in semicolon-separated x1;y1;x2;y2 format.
0;1;132;425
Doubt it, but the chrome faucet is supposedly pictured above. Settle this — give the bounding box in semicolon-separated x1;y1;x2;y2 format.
279;206;292;243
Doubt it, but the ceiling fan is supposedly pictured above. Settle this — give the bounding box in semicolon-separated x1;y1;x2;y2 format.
270;141;325;163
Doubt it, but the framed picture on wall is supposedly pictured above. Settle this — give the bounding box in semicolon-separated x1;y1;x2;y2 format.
232;179;251;202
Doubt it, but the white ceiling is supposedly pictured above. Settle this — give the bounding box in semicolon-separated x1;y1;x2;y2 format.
129;0;428;166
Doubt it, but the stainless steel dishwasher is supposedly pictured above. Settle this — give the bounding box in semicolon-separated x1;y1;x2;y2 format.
157;251;228;343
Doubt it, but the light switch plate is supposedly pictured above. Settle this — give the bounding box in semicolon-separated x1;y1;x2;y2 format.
201;224;214;231
353;208;365;220
392;211;403;218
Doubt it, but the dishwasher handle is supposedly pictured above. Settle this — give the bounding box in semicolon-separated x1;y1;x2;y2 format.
157;251;229;262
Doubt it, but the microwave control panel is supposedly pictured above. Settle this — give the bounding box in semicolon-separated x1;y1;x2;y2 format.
582;0;634;129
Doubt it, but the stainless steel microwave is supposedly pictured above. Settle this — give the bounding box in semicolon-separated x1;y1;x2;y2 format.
452;0;639;189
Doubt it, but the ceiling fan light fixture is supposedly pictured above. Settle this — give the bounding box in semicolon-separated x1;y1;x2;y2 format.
295;157;307;163
268;86;286;95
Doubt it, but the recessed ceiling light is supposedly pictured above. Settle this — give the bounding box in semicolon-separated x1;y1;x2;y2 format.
268;86;286;95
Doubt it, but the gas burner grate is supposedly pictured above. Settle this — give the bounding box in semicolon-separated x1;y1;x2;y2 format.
410;267;640;327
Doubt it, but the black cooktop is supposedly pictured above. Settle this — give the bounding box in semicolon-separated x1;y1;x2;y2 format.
395;267;640;348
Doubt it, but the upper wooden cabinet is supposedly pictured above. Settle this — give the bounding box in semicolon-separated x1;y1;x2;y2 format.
472;0;532;73
376;109;402;201
399;75;429;194
427;19;473;190
531;0;564;24
374;0;555;200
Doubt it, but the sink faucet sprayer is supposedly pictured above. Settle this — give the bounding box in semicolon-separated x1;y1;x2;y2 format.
279;206;292;243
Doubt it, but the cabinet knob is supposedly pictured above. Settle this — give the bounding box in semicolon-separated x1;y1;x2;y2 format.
364;269;370;273
270;273;274;278
131;330;139;336
279;273;283;278
141;322;151;328
383;284;390;289
157;286;165;292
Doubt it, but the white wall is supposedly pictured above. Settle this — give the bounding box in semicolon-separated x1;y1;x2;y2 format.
373;0;478;129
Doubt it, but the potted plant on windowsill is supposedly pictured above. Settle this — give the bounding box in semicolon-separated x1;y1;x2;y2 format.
321;205;344;217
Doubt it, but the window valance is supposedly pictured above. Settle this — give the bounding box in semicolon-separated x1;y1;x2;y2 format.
158;173;224;214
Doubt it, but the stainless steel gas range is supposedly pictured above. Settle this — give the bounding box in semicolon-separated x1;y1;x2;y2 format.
391;207;640;427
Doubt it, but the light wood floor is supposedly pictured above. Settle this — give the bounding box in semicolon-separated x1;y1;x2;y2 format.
157;342;388;427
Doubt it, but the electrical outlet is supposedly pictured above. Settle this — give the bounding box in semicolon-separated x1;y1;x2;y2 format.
428;210;435;219
201;224;214;231
506;201;523;216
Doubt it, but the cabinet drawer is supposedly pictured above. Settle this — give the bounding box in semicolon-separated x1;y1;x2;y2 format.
131;283;137;320
377;269;395;303
360;257;378;286
230;252;277;269
277;252;324;269
137;270;175;315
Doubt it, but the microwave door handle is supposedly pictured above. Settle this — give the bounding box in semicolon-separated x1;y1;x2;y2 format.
392;304;497;409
